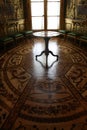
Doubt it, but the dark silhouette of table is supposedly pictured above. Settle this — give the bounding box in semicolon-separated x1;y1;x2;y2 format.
33;31;60;60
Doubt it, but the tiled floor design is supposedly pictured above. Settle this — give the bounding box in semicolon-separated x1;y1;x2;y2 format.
0;38;87;130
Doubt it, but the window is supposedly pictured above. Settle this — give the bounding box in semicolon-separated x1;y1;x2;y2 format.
30;0;60;30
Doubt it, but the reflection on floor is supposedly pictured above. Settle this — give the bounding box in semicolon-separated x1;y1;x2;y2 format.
0;37;87;130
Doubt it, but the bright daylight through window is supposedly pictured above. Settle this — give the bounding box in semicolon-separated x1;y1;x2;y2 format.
31;0;60;30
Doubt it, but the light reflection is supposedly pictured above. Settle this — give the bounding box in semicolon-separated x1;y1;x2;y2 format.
33;39;59;79
33;41;45;77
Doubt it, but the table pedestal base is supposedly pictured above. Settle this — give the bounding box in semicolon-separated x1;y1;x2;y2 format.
36;37;58;60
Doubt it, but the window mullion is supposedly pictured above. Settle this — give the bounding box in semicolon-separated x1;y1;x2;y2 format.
44;0;47;30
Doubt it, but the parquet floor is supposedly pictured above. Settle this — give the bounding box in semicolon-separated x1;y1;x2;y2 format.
0;37;87;130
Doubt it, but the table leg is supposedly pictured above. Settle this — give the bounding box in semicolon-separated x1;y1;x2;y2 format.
44;37;58;60
36;37;50;59
36;37;58;61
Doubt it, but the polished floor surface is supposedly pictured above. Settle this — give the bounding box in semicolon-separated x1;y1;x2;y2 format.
0;37;87;130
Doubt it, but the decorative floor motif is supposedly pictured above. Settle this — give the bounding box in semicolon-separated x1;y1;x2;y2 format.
0;38;87;130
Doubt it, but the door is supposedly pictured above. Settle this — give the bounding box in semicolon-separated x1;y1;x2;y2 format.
30;0;60;31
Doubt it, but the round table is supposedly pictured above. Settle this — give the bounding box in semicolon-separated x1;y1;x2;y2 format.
33;31;60;60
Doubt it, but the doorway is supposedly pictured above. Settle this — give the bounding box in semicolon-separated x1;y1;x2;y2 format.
30;0;60;31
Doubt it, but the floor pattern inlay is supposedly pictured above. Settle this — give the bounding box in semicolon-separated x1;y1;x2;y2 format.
0;38;87;130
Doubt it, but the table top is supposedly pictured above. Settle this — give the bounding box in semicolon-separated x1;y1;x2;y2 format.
33;31;60;38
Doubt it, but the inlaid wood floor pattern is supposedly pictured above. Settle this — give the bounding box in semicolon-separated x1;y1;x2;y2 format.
0;38;87;130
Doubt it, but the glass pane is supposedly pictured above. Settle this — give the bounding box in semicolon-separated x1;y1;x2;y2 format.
47;2;60;16
31;0;43;1
31;2;44;16
32;17;44;30
47;0;60;1
47;17;60;29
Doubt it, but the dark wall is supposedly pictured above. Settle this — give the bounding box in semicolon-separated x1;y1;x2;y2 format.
65;0;87;33
66;0;87;19
0;0;24;36
0;0;24;20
